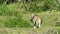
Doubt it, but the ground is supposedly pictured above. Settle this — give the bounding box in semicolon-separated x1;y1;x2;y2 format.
0;11;60;34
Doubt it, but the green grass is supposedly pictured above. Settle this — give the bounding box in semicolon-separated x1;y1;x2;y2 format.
0;26;59;34
0;11;60;34
0;2;60;34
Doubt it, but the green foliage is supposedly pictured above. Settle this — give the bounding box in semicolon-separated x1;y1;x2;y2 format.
5;17;17;27
0;0;5;4
25;0;60;12
0;3;19;16
0;0;60;34
4;17;32;28
0;0;60;29
29;1;44;12
16;19;32;28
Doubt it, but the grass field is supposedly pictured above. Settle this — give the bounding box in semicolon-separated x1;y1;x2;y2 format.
0;27;58;34
0;3;60;34
0;11;60;34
